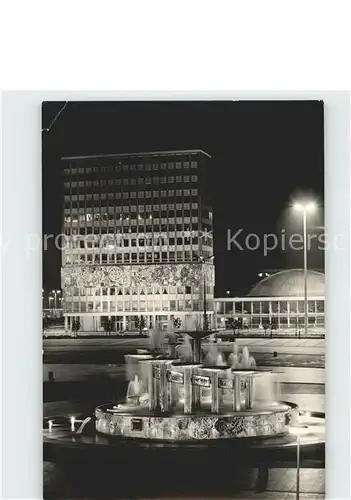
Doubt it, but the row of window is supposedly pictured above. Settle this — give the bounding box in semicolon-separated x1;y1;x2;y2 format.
64;175;198;189
64;204;204;214
63;161;198;176
64;298;213;313
65;199;200;210
65;215;199;226
65;209;198;221
65;284;210;296
64;223;213;236
67;236;201;249
63;189;199;199
64;249;211;265
234;316;325;327
216;300;324;314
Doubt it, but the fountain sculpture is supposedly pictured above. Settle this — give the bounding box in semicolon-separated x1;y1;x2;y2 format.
95;331;297;441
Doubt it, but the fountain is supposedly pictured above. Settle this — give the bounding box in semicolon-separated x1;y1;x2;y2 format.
43;328;325;498
95;331;299;441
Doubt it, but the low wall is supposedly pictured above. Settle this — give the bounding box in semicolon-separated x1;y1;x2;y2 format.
43;363;324;385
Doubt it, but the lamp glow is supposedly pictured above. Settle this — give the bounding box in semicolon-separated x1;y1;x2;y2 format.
306;202;316;212
293;203;303;211
293;201;317;212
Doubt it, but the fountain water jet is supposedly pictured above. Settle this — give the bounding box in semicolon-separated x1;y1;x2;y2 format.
95;331;298;441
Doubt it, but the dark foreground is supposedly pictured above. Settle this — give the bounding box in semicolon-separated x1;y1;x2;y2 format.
43;349;325;499
44;426;324;499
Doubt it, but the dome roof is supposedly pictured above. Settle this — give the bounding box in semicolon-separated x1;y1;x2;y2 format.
247;269;325;297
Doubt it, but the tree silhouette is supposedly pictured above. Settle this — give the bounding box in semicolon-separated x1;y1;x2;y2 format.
71;318;80;337
173;317;182;329
135;315;146;336
103;319;114;336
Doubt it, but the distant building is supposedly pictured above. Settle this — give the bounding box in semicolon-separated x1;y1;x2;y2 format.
61;150;214;333
214;269;325;332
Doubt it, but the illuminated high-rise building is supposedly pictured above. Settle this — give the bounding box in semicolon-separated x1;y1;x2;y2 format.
61;150;214;333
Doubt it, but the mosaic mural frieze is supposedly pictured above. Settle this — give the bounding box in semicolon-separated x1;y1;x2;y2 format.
62;263;215;289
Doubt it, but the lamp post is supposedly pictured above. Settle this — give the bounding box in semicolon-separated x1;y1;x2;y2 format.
51;290;61;310
49;296;54;315
293;202;316;336
289;424;310;500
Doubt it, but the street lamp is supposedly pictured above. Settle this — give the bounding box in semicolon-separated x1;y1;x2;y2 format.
293;201;316;335
51;290;61;309
289;423;310;500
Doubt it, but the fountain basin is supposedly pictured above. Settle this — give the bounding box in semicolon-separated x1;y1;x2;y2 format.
95;402;296;441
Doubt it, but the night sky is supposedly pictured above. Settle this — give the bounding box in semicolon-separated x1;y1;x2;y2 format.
42;101;324;296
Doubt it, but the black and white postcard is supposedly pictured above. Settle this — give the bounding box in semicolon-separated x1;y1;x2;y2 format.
42;101;325;499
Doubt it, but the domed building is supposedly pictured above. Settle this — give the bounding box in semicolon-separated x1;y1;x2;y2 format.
214;269;325;333
247;269;325;298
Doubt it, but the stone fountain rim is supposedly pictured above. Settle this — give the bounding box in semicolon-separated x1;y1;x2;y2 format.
95;401;293;418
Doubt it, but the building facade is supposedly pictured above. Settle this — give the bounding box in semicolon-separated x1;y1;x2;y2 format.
61;150;214;333
213;270;325;333
214;296;325;332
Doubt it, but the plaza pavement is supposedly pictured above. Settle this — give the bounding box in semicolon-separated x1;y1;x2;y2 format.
43;336;325;355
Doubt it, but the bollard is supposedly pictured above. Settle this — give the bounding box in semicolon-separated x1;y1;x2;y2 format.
48;371;54;382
